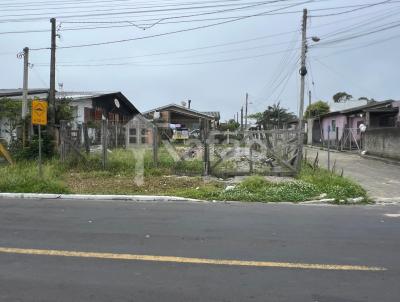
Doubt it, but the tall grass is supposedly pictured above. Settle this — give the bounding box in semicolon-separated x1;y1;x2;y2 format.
0;161;69;193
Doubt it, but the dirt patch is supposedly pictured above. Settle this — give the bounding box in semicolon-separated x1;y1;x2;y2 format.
66;173;218;195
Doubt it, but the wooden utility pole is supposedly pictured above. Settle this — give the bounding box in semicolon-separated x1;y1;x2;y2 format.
296;8;308;172
21;47;29;146
49;18;57;127
245;92;249;129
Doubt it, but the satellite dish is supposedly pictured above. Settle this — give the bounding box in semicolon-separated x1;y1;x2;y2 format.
114;98;120;108
359;124;367;133
153;111;160;119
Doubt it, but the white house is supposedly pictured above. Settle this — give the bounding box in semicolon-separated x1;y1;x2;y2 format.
0;89;140;144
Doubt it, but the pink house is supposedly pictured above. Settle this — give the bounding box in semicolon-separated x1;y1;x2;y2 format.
309;100;400;149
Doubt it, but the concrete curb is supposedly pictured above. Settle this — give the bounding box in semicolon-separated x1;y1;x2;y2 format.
360;155;400;166
0;193;201;203
0;193;397;206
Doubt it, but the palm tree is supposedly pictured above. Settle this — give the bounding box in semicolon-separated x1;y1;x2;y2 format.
261;102;297;130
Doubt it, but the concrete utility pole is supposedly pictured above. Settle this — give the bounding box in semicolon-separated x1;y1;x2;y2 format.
49;18;57;127
245;92;249;129
21;47;29;146
296;8;308;172
308;90;312;108
236;112;239;124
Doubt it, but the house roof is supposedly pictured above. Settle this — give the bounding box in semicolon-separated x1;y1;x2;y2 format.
143;103;215;120
319;100;396;118
0;88;49;97
0;89;140;115
201;111;221;120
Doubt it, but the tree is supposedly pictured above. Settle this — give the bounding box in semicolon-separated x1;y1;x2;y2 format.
219;119;239;131
304;101;330;119
251;102;297;130
0;98;22;141
358;97;376;104
247;112;263;125
333;92;352;103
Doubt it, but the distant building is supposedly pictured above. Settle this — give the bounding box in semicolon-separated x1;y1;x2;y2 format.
0;88;139;143
307;100;400;160
143;103;219;141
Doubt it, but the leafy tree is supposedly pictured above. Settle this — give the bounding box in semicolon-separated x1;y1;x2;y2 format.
251;102;297;130
358;97;376;104
219;119;239;131
304;101;330;119
0;98;22;141
333;92;352;103
56;98;74;123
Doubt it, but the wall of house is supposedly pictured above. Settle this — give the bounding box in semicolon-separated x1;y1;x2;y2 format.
393;101;400;126
321;115;347;142
70;99;92;125
364;127;400;160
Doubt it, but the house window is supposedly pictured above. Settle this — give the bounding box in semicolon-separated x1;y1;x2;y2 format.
331;120;336;132
141;128;148;144
128;128;137;144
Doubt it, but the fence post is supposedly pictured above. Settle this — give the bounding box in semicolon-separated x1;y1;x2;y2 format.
115;123;118;149
60;120;67;162
327;127;331;171
202;119;210;176
77;124;82;147
82;123;90;154
249;143;254;174
152;125;158;167
101;119;108;169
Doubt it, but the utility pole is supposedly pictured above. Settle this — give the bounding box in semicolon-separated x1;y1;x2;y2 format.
240;106;244;131
49;18;57;128
245;92;249;129
308;90;312;108
21;47;29;146
296;8;308;172
236;112;239;124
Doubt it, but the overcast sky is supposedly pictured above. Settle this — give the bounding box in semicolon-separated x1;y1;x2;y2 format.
1;0;399;120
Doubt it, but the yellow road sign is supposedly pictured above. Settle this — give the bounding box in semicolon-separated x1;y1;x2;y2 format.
31;100;48;125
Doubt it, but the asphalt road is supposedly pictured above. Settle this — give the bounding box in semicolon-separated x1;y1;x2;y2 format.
305;147;400;201
0;198;399;302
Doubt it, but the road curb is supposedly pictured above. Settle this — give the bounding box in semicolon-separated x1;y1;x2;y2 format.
360;154;400;166
0;193;202;203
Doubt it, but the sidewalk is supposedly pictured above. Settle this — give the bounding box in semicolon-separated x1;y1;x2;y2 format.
305;147;400;201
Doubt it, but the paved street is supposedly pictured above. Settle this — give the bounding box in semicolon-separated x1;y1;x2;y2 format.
305;147;400;201
0;198;399;301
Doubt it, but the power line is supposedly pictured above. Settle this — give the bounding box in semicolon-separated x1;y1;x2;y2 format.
35;33;302;65
30;0;310;51
310;0;393;17
34;47;303;67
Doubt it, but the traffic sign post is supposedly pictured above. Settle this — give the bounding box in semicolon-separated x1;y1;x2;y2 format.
31;100;48;177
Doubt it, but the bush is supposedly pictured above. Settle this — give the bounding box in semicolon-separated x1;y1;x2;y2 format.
298;164;367;202
8;132;55;161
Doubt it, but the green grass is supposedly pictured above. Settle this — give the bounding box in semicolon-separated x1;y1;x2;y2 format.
0;150;368;203
0;161;69;193
61;148;203;177
172;168;368;203
298;164;368;202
